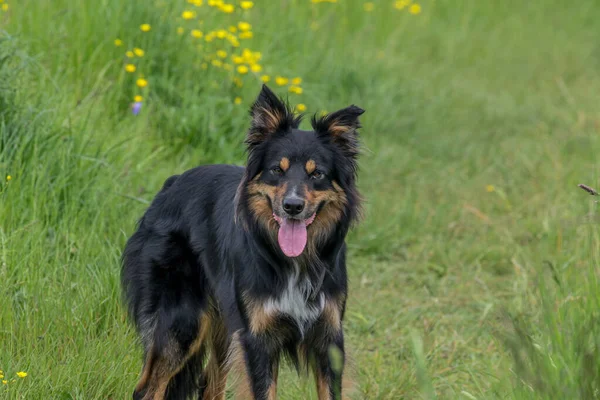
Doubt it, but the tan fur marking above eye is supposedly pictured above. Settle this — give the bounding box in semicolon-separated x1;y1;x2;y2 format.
280;157;290;172
305;159;316;174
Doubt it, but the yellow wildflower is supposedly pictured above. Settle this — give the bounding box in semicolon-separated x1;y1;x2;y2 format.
291;77;302;85
133;48;145;57
1;4;8;11
237;65;249;74
114;39;123;46
216;50;228;58
134;95;143;102
140;23;151;32
486;185;495;193
125;64;136;73
409;3;421;14
211;59;223;67
126;51;134;58
253;51;262;61
394;0;410;10
239;31;253;39
228;26;237;33
220;4;234;13
364;2;374;11
182;10;196;19
261;75;270;83
241;49;252;59
238;22;252;31
177;27;185;35
289;85;303;94
2;380;7;385
16;372;27;378
234;97;242;105
136;78;148;88
275;76;289;86
240;1;254;9
216;29;227;38
191;29;203;38
6;175;12;181
232;55;244;64
296;103;307;112
250;64;262;72
191;0;203;5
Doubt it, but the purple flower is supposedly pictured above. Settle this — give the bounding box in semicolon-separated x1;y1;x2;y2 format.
131;101;142;115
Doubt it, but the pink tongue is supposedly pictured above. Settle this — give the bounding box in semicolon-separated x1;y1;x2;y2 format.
278;218;307;257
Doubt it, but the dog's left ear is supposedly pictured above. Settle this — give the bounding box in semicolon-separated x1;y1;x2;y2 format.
246;84;300;149
312;105;365;158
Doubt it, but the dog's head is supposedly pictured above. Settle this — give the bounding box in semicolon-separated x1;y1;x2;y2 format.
236;85;364;258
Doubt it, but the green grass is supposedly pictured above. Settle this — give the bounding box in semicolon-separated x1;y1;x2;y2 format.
1;0;600;398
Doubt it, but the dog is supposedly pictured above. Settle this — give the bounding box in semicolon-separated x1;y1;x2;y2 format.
121;84;364;399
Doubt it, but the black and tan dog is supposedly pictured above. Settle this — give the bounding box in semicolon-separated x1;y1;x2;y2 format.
122;85;364;399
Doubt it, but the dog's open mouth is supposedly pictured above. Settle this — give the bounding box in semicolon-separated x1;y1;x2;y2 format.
273;213;316;257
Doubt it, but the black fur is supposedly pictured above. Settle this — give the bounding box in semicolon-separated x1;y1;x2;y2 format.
122;85;364;399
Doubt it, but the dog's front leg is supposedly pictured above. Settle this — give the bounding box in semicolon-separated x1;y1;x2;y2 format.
311;329;345;400
238;331;278;400
305;297;346;400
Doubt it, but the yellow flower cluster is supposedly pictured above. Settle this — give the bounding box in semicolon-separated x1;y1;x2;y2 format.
0;370;27;385
395;0;422;14
113;37;148;103
181;0;253;14
114;1;302;108
0;0;9;12
311;0;338;3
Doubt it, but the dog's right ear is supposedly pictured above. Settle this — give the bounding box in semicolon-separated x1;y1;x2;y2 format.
246;85;301;149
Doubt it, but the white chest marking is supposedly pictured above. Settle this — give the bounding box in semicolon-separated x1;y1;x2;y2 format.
264;266;324;335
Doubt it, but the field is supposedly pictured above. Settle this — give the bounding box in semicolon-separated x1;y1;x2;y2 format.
2;0;600;398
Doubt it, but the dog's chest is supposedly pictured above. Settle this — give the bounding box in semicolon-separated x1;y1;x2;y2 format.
264;267;324;335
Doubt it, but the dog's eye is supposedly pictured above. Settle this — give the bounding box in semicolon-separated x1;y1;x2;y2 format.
270;167;283;176
311;170;325;180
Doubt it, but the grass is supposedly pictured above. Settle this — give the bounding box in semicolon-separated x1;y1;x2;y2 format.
1;0;600;398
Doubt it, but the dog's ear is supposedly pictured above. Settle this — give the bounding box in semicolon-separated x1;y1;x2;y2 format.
311;105;365;158
247;85;301;148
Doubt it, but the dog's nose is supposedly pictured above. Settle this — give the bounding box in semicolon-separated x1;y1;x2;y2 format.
283;197;305;216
